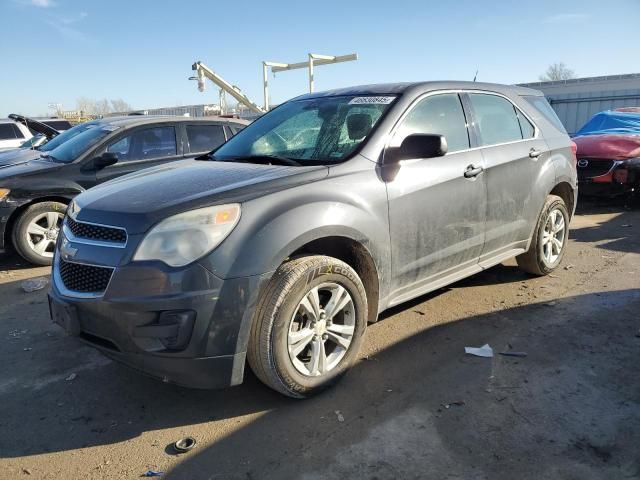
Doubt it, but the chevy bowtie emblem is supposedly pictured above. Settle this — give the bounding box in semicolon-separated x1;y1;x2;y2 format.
60;238;78;259
577;159;589;168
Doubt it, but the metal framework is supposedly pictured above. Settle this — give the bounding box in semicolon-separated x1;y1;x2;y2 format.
263;53;357;110
191;53;358;114
191;62;265;114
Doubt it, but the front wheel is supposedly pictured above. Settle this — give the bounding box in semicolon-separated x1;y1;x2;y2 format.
517;195;569;275
12;201;66;266
248;255;368;398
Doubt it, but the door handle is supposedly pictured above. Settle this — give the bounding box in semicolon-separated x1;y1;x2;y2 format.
529;148;542;158
464;164;484;178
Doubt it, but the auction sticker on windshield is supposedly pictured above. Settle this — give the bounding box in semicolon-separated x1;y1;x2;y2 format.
348;96;396;105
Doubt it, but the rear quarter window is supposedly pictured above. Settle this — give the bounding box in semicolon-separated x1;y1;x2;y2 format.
524;96;567;133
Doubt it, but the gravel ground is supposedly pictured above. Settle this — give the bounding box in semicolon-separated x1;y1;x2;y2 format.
0;200;638;480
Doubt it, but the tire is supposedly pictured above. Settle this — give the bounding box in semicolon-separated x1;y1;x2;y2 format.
248;255;368;398
517;195;569;276
12;201;66;266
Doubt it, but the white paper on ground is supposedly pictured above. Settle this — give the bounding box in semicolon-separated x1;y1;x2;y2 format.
464;344;494;358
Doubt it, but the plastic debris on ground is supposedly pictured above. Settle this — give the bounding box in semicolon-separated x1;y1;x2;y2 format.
499;351;528;358
334;410;345;422
464;344;494;358
141;471;164;477
441;401;465;409
21;277;48;293
65;373;77;381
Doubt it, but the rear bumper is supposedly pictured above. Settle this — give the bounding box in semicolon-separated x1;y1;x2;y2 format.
49;257;270;389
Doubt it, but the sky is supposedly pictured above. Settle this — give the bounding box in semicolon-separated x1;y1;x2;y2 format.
1;0;639;116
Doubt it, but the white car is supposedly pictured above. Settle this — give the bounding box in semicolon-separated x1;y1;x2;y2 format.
0;118;32;150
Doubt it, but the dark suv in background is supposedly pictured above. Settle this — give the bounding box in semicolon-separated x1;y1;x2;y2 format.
49;82;576;398
0;116;247;264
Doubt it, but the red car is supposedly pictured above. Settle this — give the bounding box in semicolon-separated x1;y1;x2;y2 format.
573;109;640;198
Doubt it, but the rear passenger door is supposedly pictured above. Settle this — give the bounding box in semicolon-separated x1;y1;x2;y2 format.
95;124;183;184
386;92;487;302
465;93;548;263
184;123;227;157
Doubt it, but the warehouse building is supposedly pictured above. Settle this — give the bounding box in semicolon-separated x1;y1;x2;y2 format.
519;73;640;135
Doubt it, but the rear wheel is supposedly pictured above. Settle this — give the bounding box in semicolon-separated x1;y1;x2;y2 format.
517;195;569;275
248;255;368;398
12;201;66;266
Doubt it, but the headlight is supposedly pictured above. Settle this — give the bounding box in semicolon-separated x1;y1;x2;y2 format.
0;188;10;201
133;204;241;267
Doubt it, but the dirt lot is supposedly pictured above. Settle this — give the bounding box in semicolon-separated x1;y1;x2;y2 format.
0;201;639;480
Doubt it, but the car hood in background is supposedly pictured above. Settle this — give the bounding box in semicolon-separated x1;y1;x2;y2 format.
74;159;329;234
573;134;640;161
0;149;46;168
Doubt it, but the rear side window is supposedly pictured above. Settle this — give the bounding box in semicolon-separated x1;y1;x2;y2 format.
392;93;470;153
517;111;535;139
12;124;25;138
524;96;567;133
469;94;524;146
186;124;226;153
0;124;18;140
107;126;177;162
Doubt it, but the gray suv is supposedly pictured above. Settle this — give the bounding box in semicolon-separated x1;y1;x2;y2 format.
48;82;577;398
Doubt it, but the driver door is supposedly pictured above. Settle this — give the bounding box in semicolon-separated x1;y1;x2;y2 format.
386;92;487;304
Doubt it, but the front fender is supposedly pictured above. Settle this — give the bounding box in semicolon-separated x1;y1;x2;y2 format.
199;199;390;283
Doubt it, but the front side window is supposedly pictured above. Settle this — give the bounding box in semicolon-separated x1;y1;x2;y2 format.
213;95;396;164
391;93;470;153
107;126;177;162
44;125;118;163
468;94;525;146
186;124;225;153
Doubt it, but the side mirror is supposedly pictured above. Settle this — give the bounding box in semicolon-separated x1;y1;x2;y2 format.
93;152;119;169
397;134;448;161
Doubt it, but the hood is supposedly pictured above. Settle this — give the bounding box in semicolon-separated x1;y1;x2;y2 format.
8;114;59;139
573;134;640;160
0;148;47;168
74;159;329;234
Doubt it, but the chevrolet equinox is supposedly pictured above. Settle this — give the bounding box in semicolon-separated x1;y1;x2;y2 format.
48;82;577;398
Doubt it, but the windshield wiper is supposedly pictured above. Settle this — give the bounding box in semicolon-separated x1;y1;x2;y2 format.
39;153;60;162
213;154;303;167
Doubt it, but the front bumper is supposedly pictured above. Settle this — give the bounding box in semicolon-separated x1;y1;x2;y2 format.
49;254;270;389
0;204;17;252
577;159;640;197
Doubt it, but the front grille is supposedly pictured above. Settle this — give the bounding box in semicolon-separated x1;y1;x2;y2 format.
66;216;127;244
577;158;615;180
58;259;114;293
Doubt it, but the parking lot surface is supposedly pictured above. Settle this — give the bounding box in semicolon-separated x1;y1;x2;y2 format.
1;201;639;480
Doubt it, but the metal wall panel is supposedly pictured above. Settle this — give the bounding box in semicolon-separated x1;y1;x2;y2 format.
519;75;640;135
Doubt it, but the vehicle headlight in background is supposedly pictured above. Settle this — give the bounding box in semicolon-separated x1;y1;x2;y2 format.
0;189;10;202
133;204;241;267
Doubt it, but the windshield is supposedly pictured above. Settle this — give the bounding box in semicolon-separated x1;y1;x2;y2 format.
40;122;99;152
213;95;396;164
43;124;118;163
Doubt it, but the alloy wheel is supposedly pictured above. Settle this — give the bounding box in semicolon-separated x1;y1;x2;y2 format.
25;212;63;258
288;282;356;377
542;208;566;264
